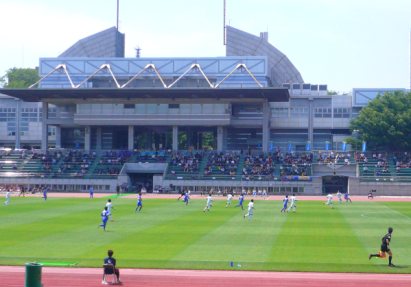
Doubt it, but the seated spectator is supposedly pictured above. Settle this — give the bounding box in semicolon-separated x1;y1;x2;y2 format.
103;249;120;284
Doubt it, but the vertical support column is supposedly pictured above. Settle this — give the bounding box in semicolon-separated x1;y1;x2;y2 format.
128;125;134;151
84;126;91;151
172;126;178;151
41;101;48;151
55;125;61;148
96;127;102;150
308;98;314;144
262;101;270;152
217;126;224;151
15;99;21;149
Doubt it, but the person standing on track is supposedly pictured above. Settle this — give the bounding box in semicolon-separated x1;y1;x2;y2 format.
369;227;395;267
89;186;94;199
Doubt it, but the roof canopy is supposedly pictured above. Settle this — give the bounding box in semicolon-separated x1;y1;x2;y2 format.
0;88;289;104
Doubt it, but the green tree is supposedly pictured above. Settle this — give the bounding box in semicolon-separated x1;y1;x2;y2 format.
350;91;411;151
0;67;39;88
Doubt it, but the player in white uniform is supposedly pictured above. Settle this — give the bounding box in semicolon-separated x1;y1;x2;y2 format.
243;199;255;220
287;194;297;212
225;193;233;207
4;190;10;206
203;194;213;212
326;193;333;208
336;190;343;204
105;199;113;220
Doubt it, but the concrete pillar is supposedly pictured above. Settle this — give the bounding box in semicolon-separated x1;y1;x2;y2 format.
41;102;48;151
55;125;61;148
262;101;271;152
96;127;102;150
128;125;134;151
172;126;178;151
15;99;21;149
308;98;314;144
84;126;91;151
217;126;224;151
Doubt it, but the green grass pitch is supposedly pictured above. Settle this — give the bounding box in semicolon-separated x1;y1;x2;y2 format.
1;196;410;273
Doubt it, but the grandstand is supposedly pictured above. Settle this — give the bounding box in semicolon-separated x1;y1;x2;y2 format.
1;26;411;195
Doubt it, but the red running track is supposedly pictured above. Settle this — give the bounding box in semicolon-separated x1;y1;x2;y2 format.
2;266;411;287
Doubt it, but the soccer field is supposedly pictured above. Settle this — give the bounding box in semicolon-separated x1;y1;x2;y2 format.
1;196;410;273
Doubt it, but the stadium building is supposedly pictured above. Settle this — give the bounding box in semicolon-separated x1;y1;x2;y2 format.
0;26;410;195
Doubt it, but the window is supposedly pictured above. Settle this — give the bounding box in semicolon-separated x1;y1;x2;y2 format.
314;107;331;118
168;104;180;109
333;107;351;118
124;104;135;109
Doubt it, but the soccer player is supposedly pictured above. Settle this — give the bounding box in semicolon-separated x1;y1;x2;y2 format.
369;227;395;267
4;190;10;206
99;206;109;231
243;199;254;220
89;186;94;199
287;194;297;212
344;190;352;203
135;193;143;212
177;190;185;200
203;193;213;212
236;193;245;210
183;191;190;206
336;190;343;204
106;199;113;219
42;186;48;201
281;195;289;212
226;193;233;207
326;193;333;208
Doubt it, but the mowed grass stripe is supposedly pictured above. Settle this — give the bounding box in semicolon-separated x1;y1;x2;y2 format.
106;199;245;269
339;201;411;273
0;198;176;266
171;199;288;270
269;200;370;272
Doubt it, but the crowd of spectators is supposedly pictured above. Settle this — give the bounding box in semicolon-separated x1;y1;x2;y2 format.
169;151;203;175
204;151;239;177
242;154;275;180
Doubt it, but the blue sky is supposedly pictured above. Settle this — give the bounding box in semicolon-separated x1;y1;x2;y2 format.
0;0;410;92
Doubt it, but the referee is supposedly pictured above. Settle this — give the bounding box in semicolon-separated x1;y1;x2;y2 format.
369;227;395;266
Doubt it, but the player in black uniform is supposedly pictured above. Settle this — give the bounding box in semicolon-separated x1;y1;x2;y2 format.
369;227;395;266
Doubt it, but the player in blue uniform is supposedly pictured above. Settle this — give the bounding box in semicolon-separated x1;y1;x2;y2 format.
42;186;48;201
344;191;352;203
183;192;190;206
135;192;143;212
99;206;109;231
281;195;289;212
235;193;245;210
89;186;94;199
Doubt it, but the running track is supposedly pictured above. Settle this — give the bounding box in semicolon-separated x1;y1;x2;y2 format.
2;266;411;287
3;193;411;286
